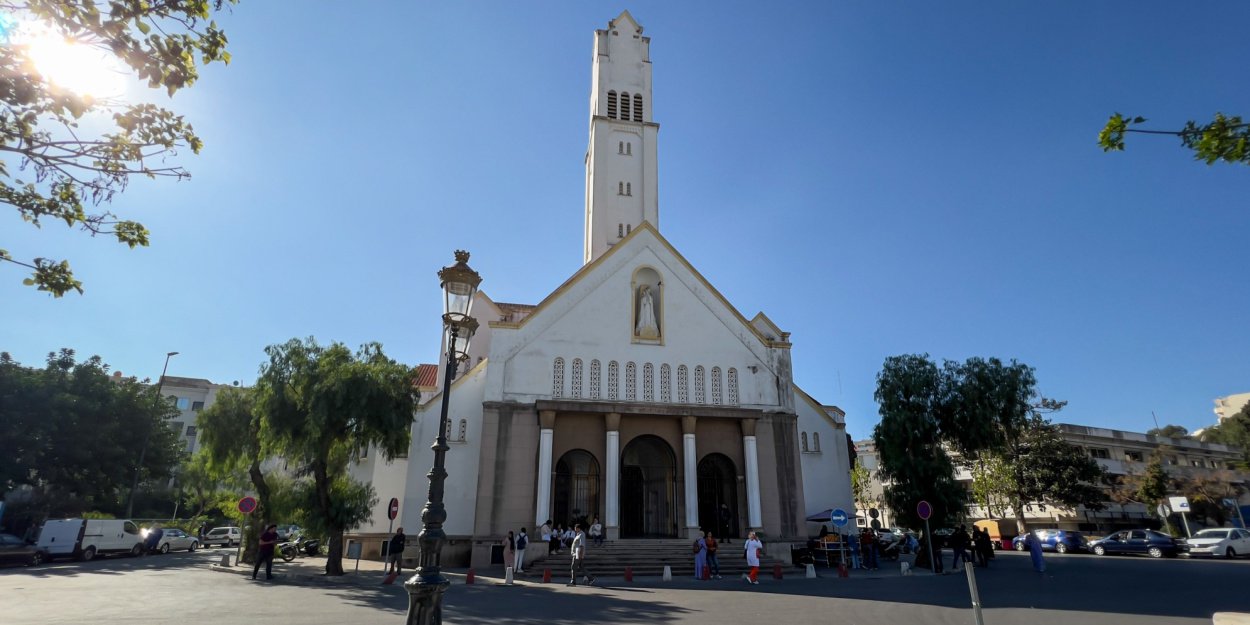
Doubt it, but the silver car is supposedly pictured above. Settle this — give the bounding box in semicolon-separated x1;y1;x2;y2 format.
1181;528;1250;558
201;527;242;548
151;528;199;554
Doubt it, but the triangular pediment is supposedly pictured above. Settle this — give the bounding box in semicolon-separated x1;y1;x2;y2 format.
608;10;643;34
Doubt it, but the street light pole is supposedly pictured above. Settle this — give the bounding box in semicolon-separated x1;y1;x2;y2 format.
406;251;481;625
125;351;178;518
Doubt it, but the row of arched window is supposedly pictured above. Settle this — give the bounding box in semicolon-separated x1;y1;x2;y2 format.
605;90;643;122
800;431;821;453
552;358;739;405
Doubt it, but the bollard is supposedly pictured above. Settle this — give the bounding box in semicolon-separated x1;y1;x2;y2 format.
773;564;783;579
542;568;552;583
703;565;710;580
505;566;514;585
624;566;633;582
465;568;475;585
805;563;816;579
964;562;985;625
662;565;672;581
838;562;849;578
901;562;911;576
219;553;231;567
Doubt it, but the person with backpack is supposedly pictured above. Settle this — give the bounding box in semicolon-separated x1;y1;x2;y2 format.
514;527;528;573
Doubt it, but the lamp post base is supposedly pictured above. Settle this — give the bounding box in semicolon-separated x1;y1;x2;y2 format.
404;573;450;625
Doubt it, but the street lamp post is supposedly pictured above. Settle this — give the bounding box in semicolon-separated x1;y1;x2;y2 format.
126;351;179;518
406;251;481;625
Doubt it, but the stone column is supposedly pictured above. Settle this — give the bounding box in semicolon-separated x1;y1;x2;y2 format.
682;415;700;538
604;412;621;541
535;410;556;528
742;418;763;530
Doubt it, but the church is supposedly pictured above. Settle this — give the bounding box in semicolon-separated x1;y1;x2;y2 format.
349;11;853;568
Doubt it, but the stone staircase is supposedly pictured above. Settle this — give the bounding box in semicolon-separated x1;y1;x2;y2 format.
532;538;796;578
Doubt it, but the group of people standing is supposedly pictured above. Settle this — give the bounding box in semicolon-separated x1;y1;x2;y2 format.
947;524;996;569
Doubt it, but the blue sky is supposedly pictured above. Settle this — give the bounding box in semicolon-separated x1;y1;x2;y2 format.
2;2;1247;441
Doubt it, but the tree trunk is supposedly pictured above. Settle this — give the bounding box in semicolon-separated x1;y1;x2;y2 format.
242;459;271;565
1012;502;1027;536
312;459;345;576
325;528;345;576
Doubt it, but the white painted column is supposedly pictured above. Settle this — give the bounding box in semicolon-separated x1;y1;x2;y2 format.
682;416;699;537
742;418;763;530
605;412;621;540
535;410;556;527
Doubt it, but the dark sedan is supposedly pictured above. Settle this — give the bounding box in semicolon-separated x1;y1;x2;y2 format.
0;533;46;566
1089;529;1179;558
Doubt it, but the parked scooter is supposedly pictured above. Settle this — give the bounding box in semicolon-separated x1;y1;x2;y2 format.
278;534;321;562
878;533;904;561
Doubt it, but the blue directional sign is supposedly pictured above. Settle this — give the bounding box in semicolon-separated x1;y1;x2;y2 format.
830;508;850;528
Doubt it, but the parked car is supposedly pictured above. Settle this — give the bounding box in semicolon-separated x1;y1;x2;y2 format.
1180;528;1250;559
0;533;46;566
36;519;144;561
1089;529;1179;558
275;525;302;540
201;527;242;548
1012;529;1088;554
145;528;199;554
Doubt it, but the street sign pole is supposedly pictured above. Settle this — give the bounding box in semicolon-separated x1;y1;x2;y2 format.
1180;511;1191;537
925;519;935;574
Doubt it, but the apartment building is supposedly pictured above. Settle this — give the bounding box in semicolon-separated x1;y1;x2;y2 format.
157;375;237;454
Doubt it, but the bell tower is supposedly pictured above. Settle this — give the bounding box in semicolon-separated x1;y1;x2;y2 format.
584;11;659;265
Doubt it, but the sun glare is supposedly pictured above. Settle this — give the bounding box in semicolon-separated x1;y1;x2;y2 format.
11;21;125;98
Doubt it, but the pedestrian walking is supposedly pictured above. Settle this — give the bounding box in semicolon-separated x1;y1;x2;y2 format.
706;531;722;579
387;527;407;574
974;528;992;568
567;524;596;586
514;527;528;573
742;531;763;585
502;530;516;573
693;532;708;580
950;525;970;570
252;523;279;580
1026;531;1046;573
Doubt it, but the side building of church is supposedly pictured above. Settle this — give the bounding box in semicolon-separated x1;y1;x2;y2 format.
348;11;853;568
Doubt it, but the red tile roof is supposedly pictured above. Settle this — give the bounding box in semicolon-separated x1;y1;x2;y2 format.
414;364;439;389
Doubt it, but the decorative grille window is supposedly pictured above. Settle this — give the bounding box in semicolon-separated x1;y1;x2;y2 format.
693;366;705;404
801;432;809;452
727;368;739;405
813;433;821;452
590;360;601;399
571;358;583;399
625;362;637;401
677;365;689;403
621;91;631;120
643;363;654;402
711;367;723;405
608;361;619;400
607;90;617;118
633;93;643;121
660;364;672;402
552;358;565;398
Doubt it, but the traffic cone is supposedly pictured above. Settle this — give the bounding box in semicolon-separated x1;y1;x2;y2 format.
838;562;849;578
542;568;552;583
703;565;710;580
465;568;475;585
662;565;672;581
624;566;633;582
505;566;514;585
805;563;816;578
773;564;783;579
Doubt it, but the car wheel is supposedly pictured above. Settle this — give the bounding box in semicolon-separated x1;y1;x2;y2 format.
1227;547;1236;559
1093;545;1106;556
28;552;45;566
1056;543;1068;554
188;541;198;553
131;544;143;557
1148;546;1163;559
1015;541;1025;551
81;546;97;561
160;543;170;554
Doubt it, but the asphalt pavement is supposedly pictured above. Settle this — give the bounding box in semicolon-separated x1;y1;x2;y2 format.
2;547;1249;625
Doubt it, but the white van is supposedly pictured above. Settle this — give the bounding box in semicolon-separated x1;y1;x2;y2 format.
37;519;145;561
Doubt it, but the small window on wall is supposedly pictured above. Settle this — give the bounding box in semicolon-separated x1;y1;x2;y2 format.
618;223;624;237
621;91;632;120
633;93;643;121
618;141;624;154
618;182;624;195
813;432;821;452
801;432;809;453
1124;451;1144;462
607;90;618;118
625;182;632;196
626;142;632;155
1089;448;1110;459
186;425;197;437
191;401;204;411
458;419;467;442
177;397;190;410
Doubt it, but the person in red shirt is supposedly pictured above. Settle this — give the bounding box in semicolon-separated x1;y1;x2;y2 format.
253;524;279;580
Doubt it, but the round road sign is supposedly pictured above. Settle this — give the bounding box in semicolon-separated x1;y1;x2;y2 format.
1157;503;1170;518
870;519;882;530
830;508;850;528
238;496;257;515
917;500;932;521
388;497;400;521
869;508;880;519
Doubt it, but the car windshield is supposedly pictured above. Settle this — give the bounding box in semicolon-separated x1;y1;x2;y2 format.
1193;529;1230;539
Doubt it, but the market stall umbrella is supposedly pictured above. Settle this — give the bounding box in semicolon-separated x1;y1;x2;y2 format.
806;509;833;522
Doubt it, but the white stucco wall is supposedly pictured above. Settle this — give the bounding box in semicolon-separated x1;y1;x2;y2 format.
401;359;488;537
795;391;852;519
348;451;410;535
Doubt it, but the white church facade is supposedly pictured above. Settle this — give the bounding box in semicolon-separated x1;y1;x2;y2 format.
349;11;852;568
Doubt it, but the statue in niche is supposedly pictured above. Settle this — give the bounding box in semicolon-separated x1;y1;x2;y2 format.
635;284;660;339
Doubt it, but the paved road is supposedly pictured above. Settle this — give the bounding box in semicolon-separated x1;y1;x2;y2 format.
2;549;1248;624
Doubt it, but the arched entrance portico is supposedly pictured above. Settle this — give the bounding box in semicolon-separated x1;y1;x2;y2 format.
620;435;678;538
697;453;740;539
554;450;600;528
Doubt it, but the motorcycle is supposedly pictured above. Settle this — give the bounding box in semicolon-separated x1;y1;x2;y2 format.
278;534;321;562
878;534;904;561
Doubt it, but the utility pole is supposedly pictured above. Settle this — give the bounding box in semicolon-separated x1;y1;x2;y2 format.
126;351;179;518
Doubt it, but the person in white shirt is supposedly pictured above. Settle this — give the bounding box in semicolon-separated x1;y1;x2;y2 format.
589;517;604;547
567;524;595;586
743;531;763;585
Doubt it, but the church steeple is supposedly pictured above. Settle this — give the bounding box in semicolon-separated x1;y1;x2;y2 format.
584;11;660;265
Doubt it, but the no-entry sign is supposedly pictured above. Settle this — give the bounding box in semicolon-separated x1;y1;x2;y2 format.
916;500;932;521
388;497;400;521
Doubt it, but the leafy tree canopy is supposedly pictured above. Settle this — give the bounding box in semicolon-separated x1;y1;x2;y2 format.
0;349;180;523
1146;424;1190;439
1099;112;1250;167
0;0;236;296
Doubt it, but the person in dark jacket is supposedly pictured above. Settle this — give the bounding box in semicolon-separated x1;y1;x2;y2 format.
387;527;406;574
